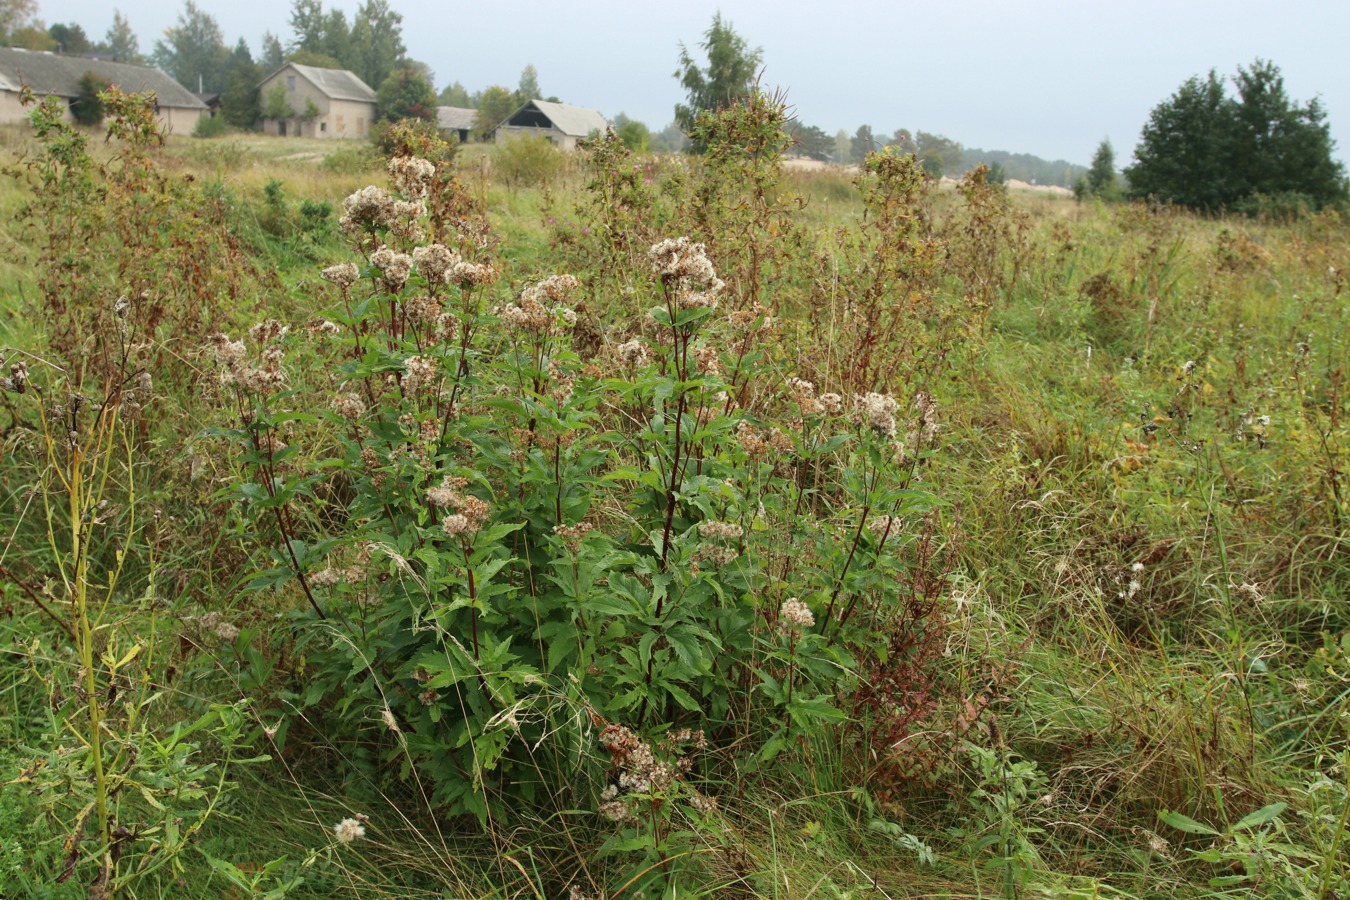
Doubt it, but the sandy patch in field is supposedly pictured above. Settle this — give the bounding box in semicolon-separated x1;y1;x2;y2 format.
782;157;1073;196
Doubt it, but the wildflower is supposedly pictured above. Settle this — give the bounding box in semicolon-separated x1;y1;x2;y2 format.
418;688;440;706
697;520;742;541
412;243;458;284
333;816;367;844
310;567;339;587
449;259;497;288
5;361;29;394
598;785;633;822
787;376;820;414
341;185;396;232
401;355;437;392
1131;562;1145;573
553;521;592;552
780;597;815;629
868;515;901;541
819;392;843;416
692;345;721;376
441;514;472;536
370;247;413;292
388;154;435;199
331;392;366;421
855;392;900;438
321;262;359;288
617;338;648;367
214;620;241;643
426;483;458;508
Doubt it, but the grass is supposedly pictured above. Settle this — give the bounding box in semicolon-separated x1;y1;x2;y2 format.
1;115;1347;898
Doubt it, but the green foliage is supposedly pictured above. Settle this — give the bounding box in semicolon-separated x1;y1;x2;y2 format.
193;112;229;137
71;71;109;126
103;9;141;63
916;130;963;178
1127;60;1348;211
221;58;263;128
493;133;563;188
48;21;91;54
612;113;650;152
152;0;231;93
674;13;763;149
376;66;436;122
516;63;540;103
474;84;517;134
262;81;295;122
438;80;472;108
1074;138;1120;201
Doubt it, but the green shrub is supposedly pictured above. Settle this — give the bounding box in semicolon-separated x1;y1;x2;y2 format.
192;112;229;138
494;134;564;188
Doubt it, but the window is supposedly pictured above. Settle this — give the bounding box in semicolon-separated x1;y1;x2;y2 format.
319;121;327;133
286;75;295;91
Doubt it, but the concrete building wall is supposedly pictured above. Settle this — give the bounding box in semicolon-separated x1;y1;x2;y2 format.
259;67;374;139
158;105;205;135
0;89;200;133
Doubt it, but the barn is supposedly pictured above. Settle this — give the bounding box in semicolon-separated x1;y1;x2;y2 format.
493;99;608;151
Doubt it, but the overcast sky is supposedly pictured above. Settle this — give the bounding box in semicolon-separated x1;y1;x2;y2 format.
50;0;1350;167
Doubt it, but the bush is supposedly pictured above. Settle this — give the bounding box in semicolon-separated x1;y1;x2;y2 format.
493;134;564;188
193;113;229;138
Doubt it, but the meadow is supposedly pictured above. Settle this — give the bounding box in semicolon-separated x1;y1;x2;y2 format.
0;91;1347;899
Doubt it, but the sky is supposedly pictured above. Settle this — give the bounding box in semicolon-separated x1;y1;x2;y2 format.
49;0;1350;168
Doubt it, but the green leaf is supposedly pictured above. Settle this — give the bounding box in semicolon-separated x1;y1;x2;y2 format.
1231;802;1286;832
1159;809;1220;836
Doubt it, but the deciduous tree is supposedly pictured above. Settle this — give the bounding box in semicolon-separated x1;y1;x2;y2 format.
153;0;230;94
673;13;762;147
376;66;435;122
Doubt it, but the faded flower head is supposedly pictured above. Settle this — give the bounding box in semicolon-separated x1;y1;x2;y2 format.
341;185;396;233
388;154;435;199
370;246;413;292
321;262;359;288
617;338;648;368
780;597;815;630
333;815;367;844
855;392;900;438
412;243;458;284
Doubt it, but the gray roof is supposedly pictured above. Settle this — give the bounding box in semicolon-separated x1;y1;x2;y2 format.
0;47;206;109
272;63;376;103
503;99;608;137
436;105;477;131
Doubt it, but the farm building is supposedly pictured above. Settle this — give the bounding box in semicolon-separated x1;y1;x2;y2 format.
0;47;207;133
493;99;608;151
258;63;376;139
436;105;477;143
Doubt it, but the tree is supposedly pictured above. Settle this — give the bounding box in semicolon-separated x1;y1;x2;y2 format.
221;39;261;128
102;10;141;62
49;22;91;54
1126;60;1347;211
785;120;832;161
348;0;405;92
260;31;284;71
516;64;540;103
673;13;762;144
438;81;472;107
153;1;230;94
263;81;295;123
850;124;874;164
650;121;688;153
0;0;38;42
916;130;963;178
72;71;109;125
1075;138;1119;200
833;129;849;165
376;66;435;122
288;49;342;69
474;84;517;134
612;113;650;152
